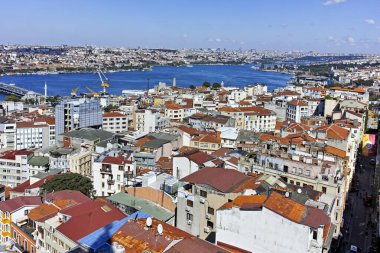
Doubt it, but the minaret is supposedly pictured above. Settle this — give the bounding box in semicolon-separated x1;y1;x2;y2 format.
44;81;47;98
173;77;177;88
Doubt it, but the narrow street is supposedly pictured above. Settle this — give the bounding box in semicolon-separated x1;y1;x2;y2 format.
339;150;377;252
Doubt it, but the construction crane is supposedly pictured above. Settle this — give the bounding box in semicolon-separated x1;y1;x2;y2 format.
85;86;99;97
97;68;110;93
71;86;80;97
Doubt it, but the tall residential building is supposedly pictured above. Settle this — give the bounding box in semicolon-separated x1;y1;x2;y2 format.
55;99;102;138
0;117;16;150
15;117;55;150
0;150;33;187
133;109;168;133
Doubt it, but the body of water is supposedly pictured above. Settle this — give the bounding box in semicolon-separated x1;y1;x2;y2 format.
0;65;293;98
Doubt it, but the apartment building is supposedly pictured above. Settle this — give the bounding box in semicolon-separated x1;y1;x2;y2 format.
286;99;309;123
0;150;33;187
133;109;168;133
93;150;135;196
216;193;333;253
15;117;55;150
0;117;16;150
55;99;102;138
177;168;257;242
0;196;42;243
102;112;129;133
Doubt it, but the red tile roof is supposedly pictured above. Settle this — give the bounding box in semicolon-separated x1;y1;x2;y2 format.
11;175;56;193
103;155;132;165
0;150;33;160
180;168;249;193
288;100;308;106
103;112;126;118
58;201;126;242
0;196;42;212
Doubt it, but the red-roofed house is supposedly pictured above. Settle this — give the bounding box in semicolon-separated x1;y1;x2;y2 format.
42;201;126;252
216;192;333;253
177;168;257;241
172;149;216;179
286;100;310;123
0;196;42;243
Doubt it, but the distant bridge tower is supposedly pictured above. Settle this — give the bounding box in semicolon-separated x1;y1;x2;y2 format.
173;77;177;88
44;81;47;98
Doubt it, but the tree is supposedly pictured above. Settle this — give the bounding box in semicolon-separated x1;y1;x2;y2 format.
189;85;195;90
104;104;119;113
202;81;211;88
5;95;20;102
40;173;94;197
212;82;221;89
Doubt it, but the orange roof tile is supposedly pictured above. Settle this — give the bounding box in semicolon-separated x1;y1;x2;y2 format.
220;195;267;210
264;192;306;223
288;100;308;106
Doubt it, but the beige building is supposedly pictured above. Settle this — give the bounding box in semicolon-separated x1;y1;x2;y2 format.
177;168;256;242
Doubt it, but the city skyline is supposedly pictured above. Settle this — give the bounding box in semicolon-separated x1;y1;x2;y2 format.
0;0;379;53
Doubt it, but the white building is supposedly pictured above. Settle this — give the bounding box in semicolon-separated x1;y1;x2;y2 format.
0;150;33;187
216;193;333;253
0;117;16;150
102;112;129;133
244;84;268;96
15;117;55;150
286;100;309;123
134;109;169;133
93;150;135;196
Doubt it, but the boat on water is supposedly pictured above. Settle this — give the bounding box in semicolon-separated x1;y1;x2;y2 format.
186;65;193;68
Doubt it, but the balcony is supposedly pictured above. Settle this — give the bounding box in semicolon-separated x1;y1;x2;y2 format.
107;179;115;185
100;165;112;174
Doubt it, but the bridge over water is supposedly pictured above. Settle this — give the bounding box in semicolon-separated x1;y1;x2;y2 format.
0;82;38;97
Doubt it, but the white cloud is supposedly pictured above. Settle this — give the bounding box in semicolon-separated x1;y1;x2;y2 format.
365;19;375;25
215;38;222;42
323;0;347;6
346;36;355;45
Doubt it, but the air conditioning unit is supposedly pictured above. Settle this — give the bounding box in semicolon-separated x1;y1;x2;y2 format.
187;220;192;225
204;227;210;233
200;198;205;204
206;214;211;220
185;206;191;212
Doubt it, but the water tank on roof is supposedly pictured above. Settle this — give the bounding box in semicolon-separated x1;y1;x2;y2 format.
112;242;125;253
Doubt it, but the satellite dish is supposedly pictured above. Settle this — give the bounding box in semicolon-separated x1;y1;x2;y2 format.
285;192;290;198
146;217;152;227
157;224;163;235
297;188;302;194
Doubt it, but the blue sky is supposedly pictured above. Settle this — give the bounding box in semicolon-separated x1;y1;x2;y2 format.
0;0;379;53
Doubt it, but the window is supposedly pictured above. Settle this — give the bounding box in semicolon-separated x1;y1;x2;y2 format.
24;241;28;251
208;207;214;215
322;187;327;194
186;200;193;207
305;170;310;176
200;190;207;198
31;247;34;253
24;210;29;215
207;221;214;229
312;230;318;240
186;213;193;221
290;180;294;184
